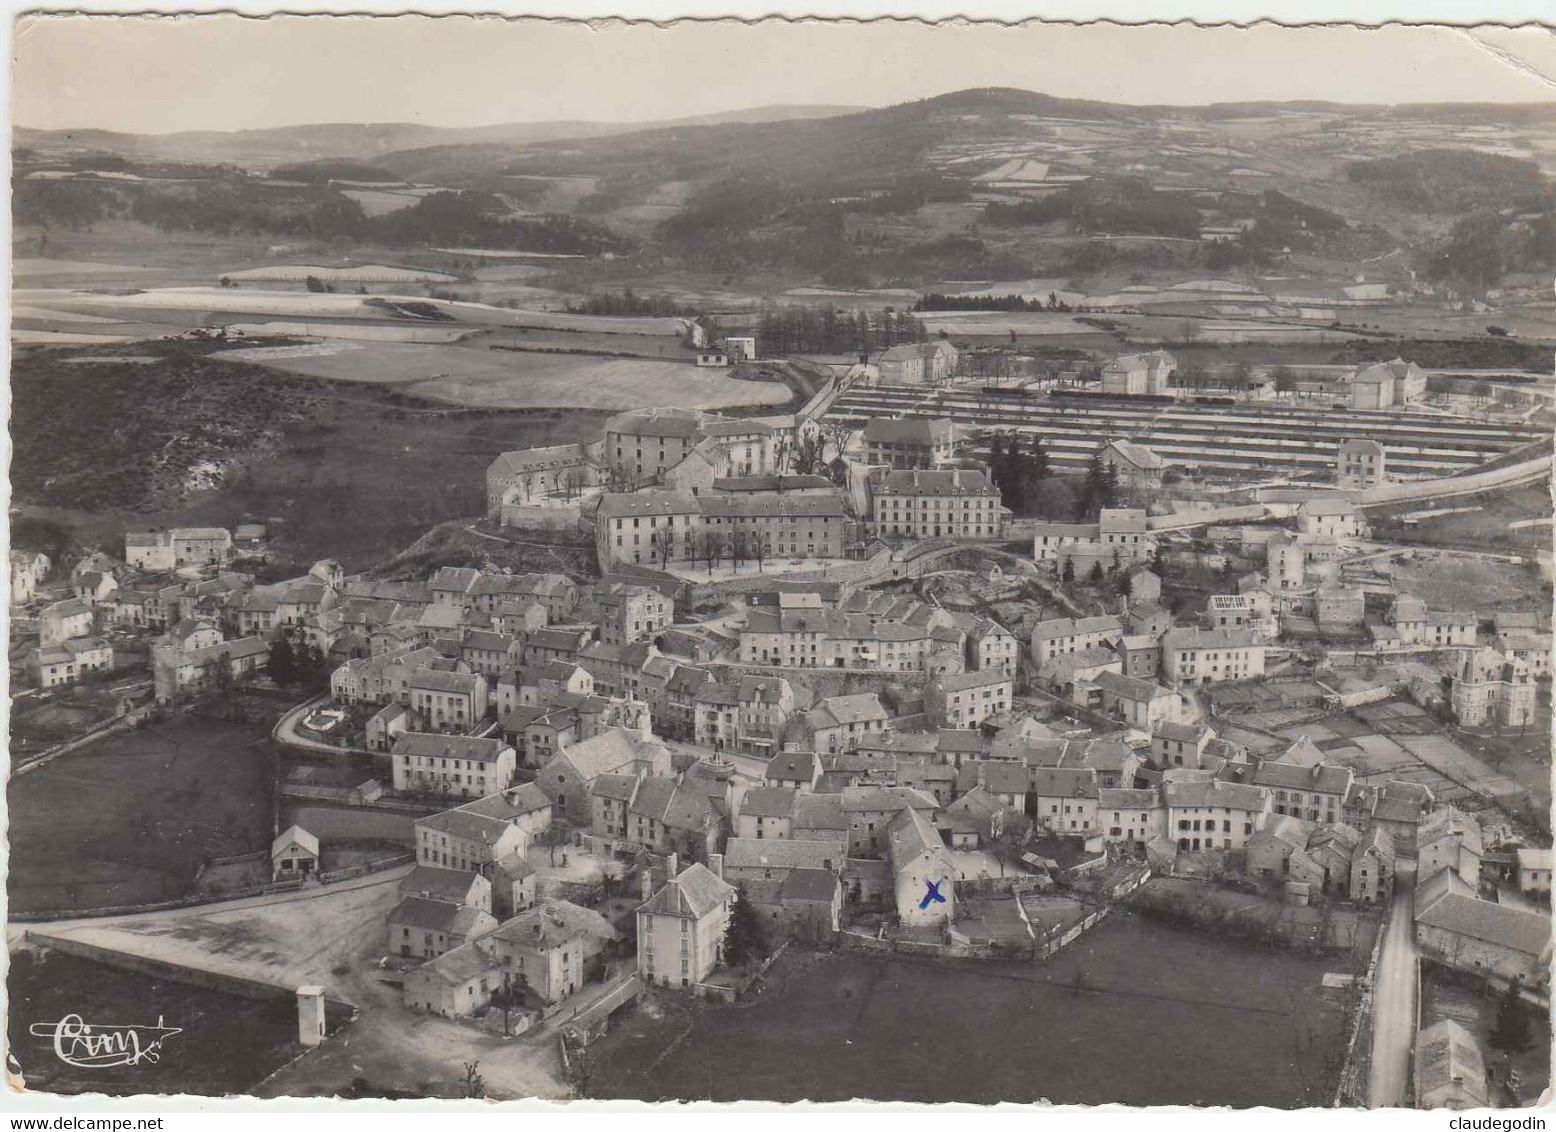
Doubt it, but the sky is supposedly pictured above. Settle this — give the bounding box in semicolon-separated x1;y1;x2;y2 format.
12;14;1556;134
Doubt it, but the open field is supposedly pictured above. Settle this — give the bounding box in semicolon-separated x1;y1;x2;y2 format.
338;188;439;216
227;340;788;409
6;714;275;916
589;914;1346;1106
11;330;141;345
1386;553;1541;612
10;684;129;750
13;257;157;279
282;804;417;845
469;263;551;282
7;952;313;1097
223;262;457;283
18;402;607;574
472;326;701;358
18;284;688;336
12;304;125;324
12;338;616;570
1371;484;1555;553
224;322;472;344
914;310;1100;336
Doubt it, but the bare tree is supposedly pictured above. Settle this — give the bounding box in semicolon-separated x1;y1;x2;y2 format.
520;472;536;502
791;431;825;476
752;529;771;573
696;529;727;576
650;526;676;569
730;527;750;573
823;420;852;462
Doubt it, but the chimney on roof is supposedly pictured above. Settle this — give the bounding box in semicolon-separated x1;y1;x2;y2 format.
665;850;679;878
708;852;724;881
640;865;654;902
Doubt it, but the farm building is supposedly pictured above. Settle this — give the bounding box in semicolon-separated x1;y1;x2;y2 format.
1414;867;1552;988
1414;1020;1488;1110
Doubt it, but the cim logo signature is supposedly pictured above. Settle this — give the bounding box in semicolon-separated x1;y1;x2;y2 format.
29;1014;183;1069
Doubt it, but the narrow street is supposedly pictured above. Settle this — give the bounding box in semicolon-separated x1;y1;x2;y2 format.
1368;861;1419;1108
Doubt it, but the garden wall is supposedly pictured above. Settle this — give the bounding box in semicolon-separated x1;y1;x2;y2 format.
26;932;301;1003
499;501;585;531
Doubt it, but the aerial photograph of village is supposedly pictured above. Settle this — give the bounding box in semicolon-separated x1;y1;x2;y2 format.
4;11;1554;1114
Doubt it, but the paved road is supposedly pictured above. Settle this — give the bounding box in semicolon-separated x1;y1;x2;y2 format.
1368;861;1419;1109
272;692;369;754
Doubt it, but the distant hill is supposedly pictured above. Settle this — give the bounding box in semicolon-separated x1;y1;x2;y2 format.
17;87;1556;296
12;104;867;169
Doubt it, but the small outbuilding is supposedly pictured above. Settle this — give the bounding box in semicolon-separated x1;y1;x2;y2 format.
272;824;320;881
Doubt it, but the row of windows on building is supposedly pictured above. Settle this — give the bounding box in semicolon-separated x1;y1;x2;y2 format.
407;770;489;790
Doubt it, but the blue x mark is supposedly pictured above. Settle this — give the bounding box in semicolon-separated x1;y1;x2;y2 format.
919;878;946;910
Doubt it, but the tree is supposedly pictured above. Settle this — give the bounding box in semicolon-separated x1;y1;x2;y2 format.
697;528;727;576
1027;433;1050;484
1061;558;1076;583
1271;365;1298;397
485;971;532;1038
1490;980;1533;1055
791;431;825;476
267;633;296;687
723;884;768;968
1088;561;1106;585
1101;462;1121;509
461;1061;486;1099
520;472;536;501
752;529;771;573
1028;475;1076;520
650;526;676;570
823;420;853;462
213;649;234;697
305;275;327;293
1082;449;1111;519
299;640;330;692
730;527;750;573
